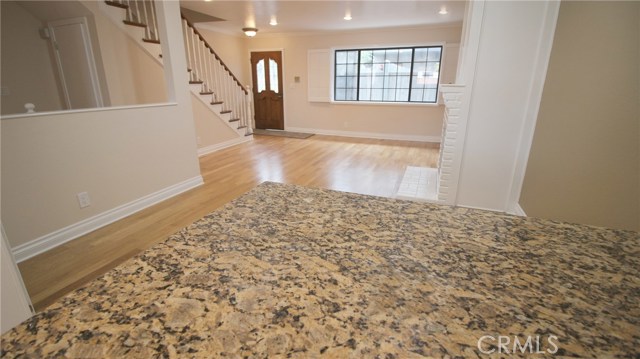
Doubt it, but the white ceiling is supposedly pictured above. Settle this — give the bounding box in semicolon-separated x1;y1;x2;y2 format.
180;1;466;37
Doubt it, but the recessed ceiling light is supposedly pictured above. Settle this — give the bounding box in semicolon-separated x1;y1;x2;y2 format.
344;14;352;20
270;17;278;26
204;0;212;2
439;7;448;15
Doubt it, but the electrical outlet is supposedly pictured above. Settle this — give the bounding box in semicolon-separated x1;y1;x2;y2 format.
77;192;91;208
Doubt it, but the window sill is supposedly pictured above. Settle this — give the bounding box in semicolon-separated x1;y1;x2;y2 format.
330;100;442;107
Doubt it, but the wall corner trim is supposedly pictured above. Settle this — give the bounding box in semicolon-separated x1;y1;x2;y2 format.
509;204;527;217
11;176;204;263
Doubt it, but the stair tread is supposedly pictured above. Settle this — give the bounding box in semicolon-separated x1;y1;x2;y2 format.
238;125;248;129
200;91;213;95
210;101;223;105
244;132;253;136
123;20;147;28
189;81;203;84
229;118;240;122
105;1;128;9
220;110;232;114
142;38;160;44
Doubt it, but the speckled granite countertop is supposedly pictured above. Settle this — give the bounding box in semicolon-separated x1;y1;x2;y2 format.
2;182;639;358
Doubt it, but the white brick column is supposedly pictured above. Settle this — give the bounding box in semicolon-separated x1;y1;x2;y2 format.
437;85;466;205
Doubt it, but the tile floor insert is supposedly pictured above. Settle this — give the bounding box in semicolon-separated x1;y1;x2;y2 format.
396;165;438;201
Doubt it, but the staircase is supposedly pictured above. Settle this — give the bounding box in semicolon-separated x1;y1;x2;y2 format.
103;0;254;137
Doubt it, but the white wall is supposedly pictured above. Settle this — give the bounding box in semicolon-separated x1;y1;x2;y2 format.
455;1;559;212
1;2;201;259
82;1;167;106
1;232;33;333
1;121;34;333
238;25;461;141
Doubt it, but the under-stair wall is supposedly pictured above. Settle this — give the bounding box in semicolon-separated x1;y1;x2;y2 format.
102;0;253;149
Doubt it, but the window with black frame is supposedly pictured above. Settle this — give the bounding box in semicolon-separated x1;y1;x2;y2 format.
334;46;442;103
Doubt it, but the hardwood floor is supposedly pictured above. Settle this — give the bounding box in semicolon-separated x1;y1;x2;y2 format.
18;135;439;311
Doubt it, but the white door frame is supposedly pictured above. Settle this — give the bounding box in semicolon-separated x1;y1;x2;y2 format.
48;17;104;109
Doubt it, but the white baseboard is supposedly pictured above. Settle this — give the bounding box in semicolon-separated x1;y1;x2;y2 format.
198;136;253;157
286;127;441;143
12;176;204;263
509;204;527;217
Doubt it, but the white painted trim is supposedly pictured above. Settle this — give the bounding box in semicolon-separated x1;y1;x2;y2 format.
1;234;34;334
198;136;253;157
446;0;485;206
286;126;441;143
504;1;561;212
11;176;204;263
48;17;105;109
509;204;527;217
0;103;178;120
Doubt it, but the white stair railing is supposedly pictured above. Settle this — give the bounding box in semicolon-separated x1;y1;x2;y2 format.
106;0;160;42
105;0;253;136
181;16;253;136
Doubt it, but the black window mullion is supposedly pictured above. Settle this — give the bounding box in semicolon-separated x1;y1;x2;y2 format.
407;48;416;103
356;50;361;101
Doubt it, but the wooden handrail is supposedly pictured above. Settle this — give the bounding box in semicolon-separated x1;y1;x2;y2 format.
181;14;247;95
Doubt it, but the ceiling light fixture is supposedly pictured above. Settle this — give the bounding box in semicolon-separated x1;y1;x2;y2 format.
270;17;278;26
242;27;258;37
439;7;448;15
344;12;352;20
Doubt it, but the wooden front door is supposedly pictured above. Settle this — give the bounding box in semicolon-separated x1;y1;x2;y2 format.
251;51;284;130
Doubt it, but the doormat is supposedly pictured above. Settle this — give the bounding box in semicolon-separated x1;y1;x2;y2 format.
253;129;315;139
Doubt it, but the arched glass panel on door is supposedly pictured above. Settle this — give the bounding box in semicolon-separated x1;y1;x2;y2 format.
269;58;279;93
256;59;266;93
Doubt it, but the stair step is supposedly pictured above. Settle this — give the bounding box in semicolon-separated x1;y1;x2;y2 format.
210;101;223;105
200;91;213;95
229;118;240;123
142;38;160;44
238;125;248;129
189;80;203;84
105;1;128;9
123;20;147;28
245;132;253;137
220;110;232;114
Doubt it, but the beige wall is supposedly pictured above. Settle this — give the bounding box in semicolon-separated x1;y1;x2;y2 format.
247;26;461;140
0;1;64;115
1;1;201;249
82;1;167;106
191;93;240;150
520;1;639;231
